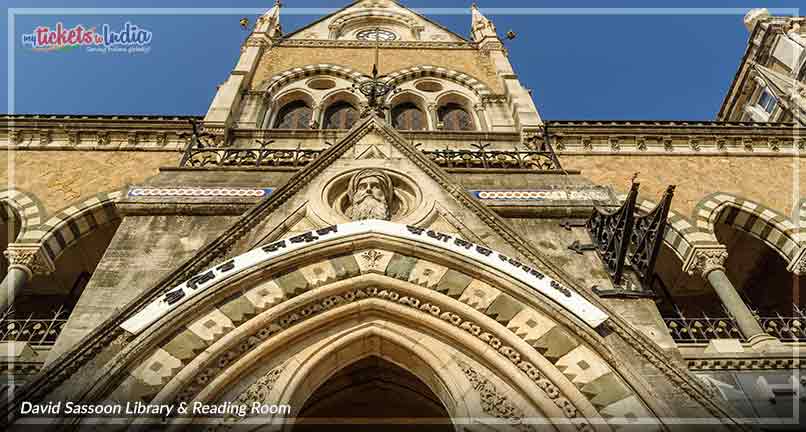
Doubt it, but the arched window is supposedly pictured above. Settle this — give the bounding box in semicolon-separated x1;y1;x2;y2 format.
392;103;426;130
324;102;358;129
274;101;312;129
438;103;474;131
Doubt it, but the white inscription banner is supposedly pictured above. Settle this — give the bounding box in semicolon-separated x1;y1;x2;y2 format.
121;220;609;334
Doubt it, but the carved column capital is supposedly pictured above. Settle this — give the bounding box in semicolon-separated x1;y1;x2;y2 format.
3;244;55;277
685;247;728;278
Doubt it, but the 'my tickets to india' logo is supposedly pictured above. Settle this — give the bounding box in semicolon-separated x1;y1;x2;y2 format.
21;22;153;54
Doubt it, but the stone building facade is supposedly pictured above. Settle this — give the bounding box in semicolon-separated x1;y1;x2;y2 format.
1;1;804;430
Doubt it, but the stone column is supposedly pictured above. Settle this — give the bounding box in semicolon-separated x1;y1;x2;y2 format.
0;266;31;312
688;249;779;348
427;103;439;130
473;103;489;132
0;245;53;313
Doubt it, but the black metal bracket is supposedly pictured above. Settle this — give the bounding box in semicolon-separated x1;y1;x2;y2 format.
568;240;596;254
560;220;587;231
585;181;675;298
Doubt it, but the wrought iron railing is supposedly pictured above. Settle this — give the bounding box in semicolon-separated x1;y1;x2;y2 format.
0;308;68;346
758;306;806;342
178;120;564;171
180;145;323;168
422;145;562;170
663;315;745;343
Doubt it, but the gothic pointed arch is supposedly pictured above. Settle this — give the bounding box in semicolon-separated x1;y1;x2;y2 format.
56;224;686;431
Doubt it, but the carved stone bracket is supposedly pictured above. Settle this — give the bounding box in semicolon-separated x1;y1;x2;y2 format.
786;246;806;275
4;244;55;276
684;247;728;277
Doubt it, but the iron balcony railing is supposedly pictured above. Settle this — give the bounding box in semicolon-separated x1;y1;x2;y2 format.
0;307;68;346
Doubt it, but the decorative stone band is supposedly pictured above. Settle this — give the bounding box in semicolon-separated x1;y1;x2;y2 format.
471;189;611;201
3;244;55;276
127;187;612;204
128;187;273;198
683;247;729;277
120;220;609;334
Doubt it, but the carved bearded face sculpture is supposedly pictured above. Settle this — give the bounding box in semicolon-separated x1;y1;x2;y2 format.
346;169;394;221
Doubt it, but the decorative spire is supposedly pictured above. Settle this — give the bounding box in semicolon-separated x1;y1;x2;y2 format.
471;2;498;42
254;0;283;37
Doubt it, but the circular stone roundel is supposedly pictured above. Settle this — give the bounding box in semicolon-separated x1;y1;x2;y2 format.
356;28;397;41
322;168;422;223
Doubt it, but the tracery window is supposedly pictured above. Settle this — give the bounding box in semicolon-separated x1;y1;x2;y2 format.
324;102;358;129
274;101;312;129
438;103;475;131
392;103;426;130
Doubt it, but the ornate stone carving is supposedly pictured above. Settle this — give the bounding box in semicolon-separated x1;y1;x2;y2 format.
4;245;54;275
359;250;385;269
66;130;80;146
689;137;700;151
126;131;138;146
346;169;394;221
38;130;51;146
636;136;647;151
686;248;728;277
180;287;589;430
154;132;168;147
96;131;110;146
609;137;620;151
458;361;534;431
663;136;674;152
8;129;21;145
226;362;286;420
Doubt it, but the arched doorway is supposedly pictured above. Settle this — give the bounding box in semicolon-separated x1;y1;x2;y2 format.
293;356;452;431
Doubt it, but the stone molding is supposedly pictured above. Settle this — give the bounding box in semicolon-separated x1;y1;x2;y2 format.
684;248;729;277
276;39;475;50
3;244;55;276
172;287;592;430
458;360;534;432
686;356;803;371
786;246;806;275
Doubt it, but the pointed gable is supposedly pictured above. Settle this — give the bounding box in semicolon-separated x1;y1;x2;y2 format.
284;0;466;42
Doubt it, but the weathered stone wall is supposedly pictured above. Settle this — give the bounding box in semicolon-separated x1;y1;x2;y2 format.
562;154;806;216
251;46;503;93
0;151;178;215
46;214;238;363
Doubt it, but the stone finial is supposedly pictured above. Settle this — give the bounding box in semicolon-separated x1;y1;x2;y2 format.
744;8;770;32
470;3;498;43
4;244;55;277
685;248;728;277
254;0;282;37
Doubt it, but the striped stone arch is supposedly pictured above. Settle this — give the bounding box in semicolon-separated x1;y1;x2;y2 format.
256;64;365;95
385;65;493;98
81;225;660;430
692;193;799;262
16;190;123;264
0;188;46;234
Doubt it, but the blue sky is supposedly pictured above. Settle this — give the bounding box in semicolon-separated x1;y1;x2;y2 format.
2;1;803;120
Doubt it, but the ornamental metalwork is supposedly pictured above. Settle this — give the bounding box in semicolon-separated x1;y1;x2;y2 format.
423;142;561;170
588;181;638;288
586;179;675;296
663;313;745;343
758;305;806;342
0;307;68;346
629;185;675;288
180;142;321;168
350;27;400;118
